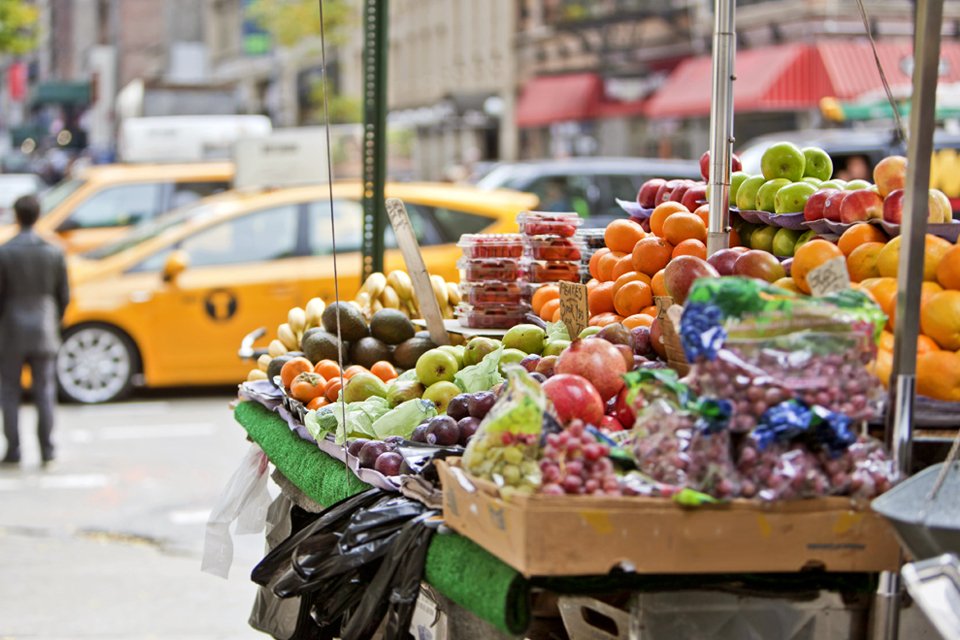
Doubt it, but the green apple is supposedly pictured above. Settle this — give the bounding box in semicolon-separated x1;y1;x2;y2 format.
845;179;871;190
415;348;459;386
462;337;500;366
578;326;601;339
801;146;833;181
819;180;845;190
771;227;803;257
422;381;462;414
794;229;818;252
756;178;791;212
760;142;806;182
498;348;528;373
774;182;818;214
749;225;777;253
729;171;750;206
343;372;388;403
735;175;767;210
439;345;465;368
542;339;571;357
502;323;546;355
802;177;823;187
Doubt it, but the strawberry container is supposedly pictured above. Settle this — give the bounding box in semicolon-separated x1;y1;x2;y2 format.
522;237;585;262
517;212;582;238
458;234;524;259
458;258;522;282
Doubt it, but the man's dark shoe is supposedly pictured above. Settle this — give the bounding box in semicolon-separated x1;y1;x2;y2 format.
1;454;21;466
40;457;56;470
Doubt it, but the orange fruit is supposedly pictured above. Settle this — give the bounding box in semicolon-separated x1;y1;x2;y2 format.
693;204;710;227
921;290;960;350
589;248;611;280
879;330;895;352
877;234;953;281
314;359;342;380
860;277;898;328
371;361;398;382
917;334;941;355
623;313;655;329
597;251;626;282
792;239;845;294
922;281;944;311
837;224;888;256
772;277;804;294
672;238;707;260
539;298;561;321
307;396;330;411
610;255;637;280
916;350;960;402
552;307;562;322
588;281;616;315
662;212;708;246
728;226;742;248
612;271;652;296
604;219;646;253
613;280;654;317
869;348;893;388
594;314;625;327
641;304;659;317
280;357;314;389
324;378;343;402
650;269;668;298
846;242;885;282
936;245;960;290
631;236;673;276
531;284;560;315
650;201;689;237
343;365;368;379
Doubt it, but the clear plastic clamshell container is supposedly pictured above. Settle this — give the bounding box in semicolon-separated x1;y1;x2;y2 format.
576;228;607;250
516;211;582;238
459;281;524;306
522;236;585;262
457;233;524;259
456;303;528;329
458;258;522;283
520;258;582;283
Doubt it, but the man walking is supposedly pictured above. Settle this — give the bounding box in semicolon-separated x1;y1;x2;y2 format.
0;195;70;467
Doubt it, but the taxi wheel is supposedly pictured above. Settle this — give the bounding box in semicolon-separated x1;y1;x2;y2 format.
56;324;139;404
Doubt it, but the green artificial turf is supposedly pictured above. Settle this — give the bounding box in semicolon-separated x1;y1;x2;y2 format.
234;400;530;635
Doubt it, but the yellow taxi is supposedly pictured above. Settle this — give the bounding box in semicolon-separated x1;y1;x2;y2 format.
0;162;234;254
58;182;537;403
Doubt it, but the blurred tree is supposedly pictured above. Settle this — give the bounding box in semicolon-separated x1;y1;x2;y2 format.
247;0;353;47
0;0;38;54
308;79;361;124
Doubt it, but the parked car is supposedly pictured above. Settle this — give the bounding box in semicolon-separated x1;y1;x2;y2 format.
475;157;701;226
738;128;960;215
59;182;537;403
0;162;235;253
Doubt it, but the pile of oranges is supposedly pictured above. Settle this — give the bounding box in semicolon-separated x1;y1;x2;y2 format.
279;357;399;410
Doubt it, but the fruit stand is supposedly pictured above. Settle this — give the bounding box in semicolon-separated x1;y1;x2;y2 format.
207;0;958;638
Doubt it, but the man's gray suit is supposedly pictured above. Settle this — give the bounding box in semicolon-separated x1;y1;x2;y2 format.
0;230;70;462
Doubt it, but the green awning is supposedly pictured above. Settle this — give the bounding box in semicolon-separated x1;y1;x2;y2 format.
31;81;91;105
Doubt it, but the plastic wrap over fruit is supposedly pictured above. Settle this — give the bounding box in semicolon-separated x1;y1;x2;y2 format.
623;368;693;415
736;438;830;501
819;435;900;499
751;400;857;457
679;301;727;362
461;366;546;492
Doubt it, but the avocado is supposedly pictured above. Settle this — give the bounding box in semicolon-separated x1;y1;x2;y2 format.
369;308;416;345
321;302;369;343
302;330;348;364
393;336;438;370
300;327;325;351
266;354;296;386
350;337;392;369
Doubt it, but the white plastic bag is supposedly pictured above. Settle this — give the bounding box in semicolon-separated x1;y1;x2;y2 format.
202;443;272;578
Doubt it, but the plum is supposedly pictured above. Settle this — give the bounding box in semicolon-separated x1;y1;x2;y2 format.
426;416;460;446
347;438;370;457
457;417;480;445
374;451;404;476
446;394;471;421
358;441;388;468
410;424;428;443
468;391;496;419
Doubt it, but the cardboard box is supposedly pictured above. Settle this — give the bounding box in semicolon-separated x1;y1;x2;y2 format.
438;460;901;577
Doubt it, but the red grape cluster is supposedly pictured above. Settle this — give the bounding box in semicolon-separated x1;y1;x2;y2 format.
689;355;791;433
819;436;899;499
539;420;622;496
737;438;830;500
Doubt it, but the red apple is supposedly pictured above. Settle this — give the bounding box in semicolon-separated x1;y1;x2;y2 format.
599;415;625;432
663;255;720;304
873;155;907;198
681;185;708;211
732;249;786;283
637;178;666;207
883;189;904;224
803;188;838;222
840;189;884;223
823;190;850;222
707;247;743;276
669;180;696;203
655;179;684;206
700;150;743;181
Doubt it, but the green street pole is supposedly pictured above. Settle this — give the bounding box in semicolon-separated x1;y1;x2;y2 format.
361;0;388;278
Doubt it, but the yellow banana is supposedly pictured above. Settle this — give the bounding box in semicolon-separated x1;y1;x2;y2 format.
268;339;288;357
371;300;384;314
360;272;387;299
380;285;400;309
305;297;325;328
247;369;268;382
257;354;272;372
387;271;413;299
430;275;448;308
446;282;461;307
287;307;306;334
277;323;299;351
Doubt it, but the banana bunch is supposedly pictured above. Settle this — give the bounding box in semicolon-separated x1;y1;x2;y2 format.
245;297;326;382
351;270;459;321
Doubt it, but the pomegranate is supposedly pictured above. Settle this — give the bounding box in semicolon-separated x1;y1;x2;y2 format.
556;339;627;401
663;255;720;305
542;374;605;425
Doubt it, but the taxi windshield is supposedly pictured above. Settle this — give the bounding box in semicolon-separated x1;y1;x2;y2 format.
40;178;84;214
84;203;214;260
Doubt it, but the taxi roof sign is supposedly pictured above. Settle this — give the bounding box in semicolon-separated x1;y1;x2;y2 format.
233;127;330;190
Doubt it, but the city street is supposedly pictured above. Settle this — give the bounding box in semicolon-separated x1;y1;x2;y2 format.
0;390;265;639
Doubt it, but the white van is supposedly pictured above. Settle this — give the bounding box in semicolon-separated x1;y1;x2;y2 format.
118;115;273;164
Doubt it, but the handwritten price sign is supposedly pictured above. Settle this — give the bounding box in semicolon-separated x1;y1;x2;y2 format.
807;256;851;297
559;281;590;339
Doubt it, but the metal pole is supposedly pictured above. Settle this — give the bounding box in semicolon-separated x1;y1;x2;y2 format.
872;2;944;639
705;0;735;257
361;0;388;278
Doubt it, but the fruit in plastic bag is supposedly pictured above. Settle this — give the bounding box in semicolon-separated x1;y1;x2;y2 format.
819;435;900;499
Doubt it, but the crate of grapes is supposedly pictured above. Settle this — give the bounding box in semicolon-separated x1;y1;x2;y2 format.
437;459;900;577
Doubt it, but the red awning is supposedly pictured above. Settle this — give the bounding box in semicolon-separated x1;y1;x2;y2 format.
515;73;646;127
816;40;960;100
644;43;834;119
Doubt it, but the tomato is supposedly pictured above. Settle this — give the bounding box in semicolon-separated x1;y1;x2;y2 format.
370;361;398;382
290;372;325;403
280;357;314;389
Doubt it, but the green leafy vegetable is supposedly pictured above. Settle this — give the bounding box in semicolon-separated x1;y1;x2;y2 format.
372;398;437;439
454;345;505;393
